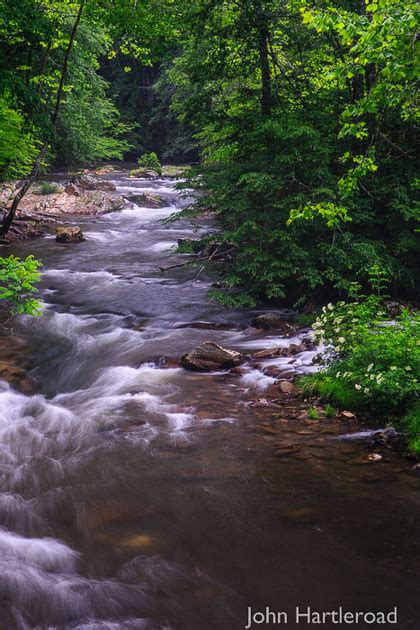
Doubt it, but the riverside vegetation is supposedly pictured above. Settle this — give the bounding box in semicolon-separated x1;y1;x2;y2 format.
0;0;419;453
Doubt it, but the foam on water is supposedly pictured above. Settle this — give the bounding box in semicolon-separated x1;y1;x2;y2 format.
0;363;194;626
147;241;177;253
0;529;80;572
240;369;277;390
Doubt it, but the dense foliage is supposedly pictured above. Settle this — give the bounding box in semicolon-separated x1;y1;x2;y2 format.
0;255;41;316
166;0;419;307
0;0;180;177
299;267;419;452
301;298;419;452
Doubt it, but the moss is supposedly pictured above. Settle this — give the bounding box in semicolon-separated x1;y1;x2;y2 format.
161;165;190;178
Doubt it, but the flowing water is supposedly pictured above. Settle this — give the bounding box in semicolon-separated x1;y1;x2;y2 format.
0;173;419;629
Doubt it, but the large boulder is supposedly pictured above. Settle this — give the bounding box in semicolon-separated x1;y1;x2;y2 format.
56;226;85;243
127;193;165;208
70;174;116;192
129;168;160;179
252;312;296;335
181;342;245;371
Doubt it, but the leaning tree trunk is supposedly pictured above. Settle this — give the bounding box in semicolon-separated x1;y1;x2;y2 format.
0;0;86;237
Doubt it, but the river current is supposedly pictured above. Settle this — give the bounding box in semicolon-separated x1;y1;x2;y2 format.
0;173;419;629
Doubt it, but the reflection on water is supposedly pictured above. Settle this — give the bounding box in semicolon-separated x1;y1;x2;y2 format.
0;174;419;629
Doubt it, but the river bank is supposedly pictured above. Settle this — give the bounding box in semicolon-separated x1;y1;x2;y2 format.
0;170;419;629
0;169;128;242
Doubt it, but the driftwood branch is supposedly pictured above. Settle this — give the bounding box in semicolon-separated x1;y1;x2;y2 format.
194;246;221;280
159;248;235;272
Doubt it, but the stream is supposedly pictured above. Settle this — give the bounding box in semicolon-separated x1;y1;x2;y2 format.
0;173;419;629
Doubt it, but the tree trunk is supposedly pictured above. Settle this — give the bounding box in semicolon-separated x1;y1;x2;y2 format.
0;0;86;237
258;25;272;116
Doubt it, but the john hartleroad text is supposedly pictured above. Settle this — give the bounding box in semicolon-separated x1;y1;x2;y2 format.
245;606;398;627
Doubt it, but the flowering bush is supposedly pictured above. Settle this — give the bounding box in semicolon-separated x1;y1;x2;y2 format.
302;294;419;452
312;296;386;355
311;300;419;412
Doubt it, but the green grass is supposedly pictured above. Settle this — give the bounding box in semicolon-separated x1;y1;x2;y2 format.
38;181;60;195
324;404;336;418
402;404;420;455
307;406;319;420
299;373;361;409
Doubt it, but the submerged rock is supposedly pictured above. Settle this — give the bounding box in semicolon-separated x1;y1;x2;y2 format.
181;341;245;371
252;313;296;335
127;192;166;208
70;173;116;191
261;366;286;378
365;453;383;463
279;380;296;394
252;347;285;359
56;226;85;243
287;343;306;356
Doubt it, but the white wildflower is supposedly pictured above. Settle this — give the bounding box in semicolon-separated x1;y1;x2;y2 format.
338;337;345;344
405;366;412;371
364;387;369;394
390;366;397;371
355;384;362;390
367;363;373;371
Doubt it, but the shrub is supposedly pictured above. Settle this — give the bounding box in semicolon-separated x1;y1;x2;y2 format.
310;300;419;414
38;182;60;195
301;289;419;451
0;255;42;316
137;152;162;175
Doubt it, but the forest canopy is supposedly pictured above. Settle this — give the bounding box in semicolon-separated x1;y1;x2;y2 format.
0;0;418;304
